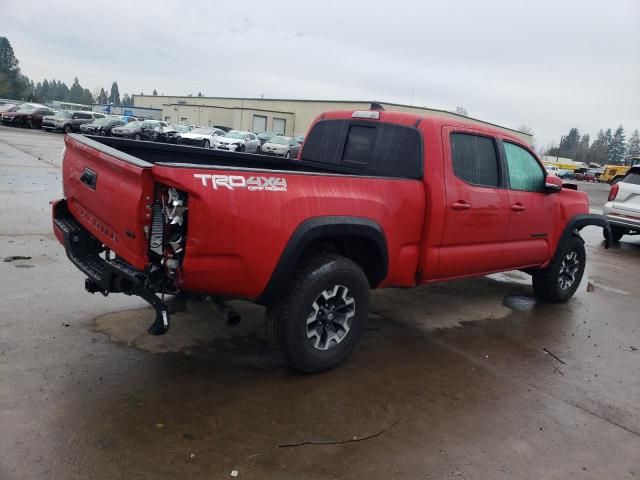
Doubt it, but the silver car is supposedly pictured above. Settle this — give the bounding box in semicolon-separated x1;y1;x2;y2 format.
216;130;261;153
261;135;297;158
603;166;640;241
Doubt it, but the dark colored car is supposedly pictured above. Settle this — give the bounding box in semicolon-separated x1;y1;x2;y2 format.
256;131;279;145
111;120;170;141
80;117;127;136
574;169;596;182
42;111;104;133
1;106;55;128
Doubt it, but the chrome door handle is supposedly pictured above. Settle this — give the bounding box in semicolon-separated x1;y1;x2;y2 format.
511;204;526;212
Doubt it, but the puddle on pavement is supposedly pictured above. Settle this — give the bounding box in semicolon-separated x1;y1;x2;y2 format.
502;295;537;311
94;300;266;354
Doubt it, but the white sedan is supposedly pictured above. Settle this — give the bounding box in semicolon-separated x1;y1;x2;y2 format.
216;130;261;153
178;127;226;148
603;166;640;242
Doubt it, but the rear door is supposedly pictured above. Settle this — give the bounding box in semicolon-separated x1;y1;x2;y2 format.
435;128;510;279
62;135;155;269
500;141;553;268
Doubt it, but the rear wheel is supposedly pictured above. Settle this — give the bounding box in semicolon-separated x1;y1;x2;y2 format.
532;236;585;303
25;120;33;129
265;254;369;373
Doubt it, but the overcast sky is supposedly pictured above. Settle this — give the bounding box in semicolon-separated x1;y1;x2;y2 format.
1;0;638;147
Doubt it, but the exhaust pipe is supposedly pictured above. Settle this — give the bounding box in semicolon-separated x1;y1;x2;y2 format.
212;301;241;326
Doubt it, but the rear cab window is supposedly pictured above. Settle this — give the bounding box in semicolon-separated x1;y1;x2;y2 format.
301;119;423;179
450;133;500;187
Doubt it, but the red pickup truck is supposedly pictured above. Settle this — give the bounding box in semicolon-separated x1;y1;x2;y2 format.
53;108;610;373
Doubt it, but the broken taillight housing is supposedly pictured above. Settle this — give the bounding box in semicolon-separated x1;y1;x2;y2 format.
149;186;188;284
608;184;619;202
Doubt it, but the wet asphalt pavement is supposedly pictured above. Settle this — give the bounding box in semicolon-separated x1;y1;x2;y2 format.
1;126;639;479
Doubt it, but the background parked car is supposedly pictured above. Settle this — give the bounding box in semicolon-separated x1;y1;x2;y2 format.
0;103;18;113
1;105;54;128
603;166;640;241
111;120;168;141
80;117;126;136
289;135;305;159
261;135;298;158
216;130;261;153
256;131;279;145
573;168;596;182
42;110;103;133
178;126;226;148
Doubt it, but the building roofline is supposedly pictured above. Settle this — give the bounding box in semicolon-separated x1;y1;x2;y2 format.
163;102;296;115
132;94;530;137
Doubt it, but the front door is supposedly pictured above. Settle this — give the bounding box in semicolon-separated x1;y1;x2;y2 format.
501;141;553;268
434;128;510;279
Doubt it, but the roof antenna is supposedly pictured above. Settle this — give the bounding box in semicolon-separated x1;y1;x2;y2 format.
370;102;385;111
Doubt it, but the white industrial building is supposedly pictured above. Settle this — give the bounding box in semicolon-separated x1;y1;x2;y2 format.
131;95;532;143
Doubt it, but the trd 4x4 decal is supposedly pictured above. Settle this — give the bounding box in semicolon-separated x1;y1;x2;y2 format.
194;174;287;192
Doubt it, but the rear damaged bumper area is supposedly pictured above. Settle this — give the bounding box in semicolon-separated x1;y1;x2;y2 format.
52;199;171;335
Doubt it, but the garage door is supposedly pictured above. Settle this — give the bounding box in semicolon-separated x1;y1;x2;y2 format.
252;115;267;133
273;118;286;135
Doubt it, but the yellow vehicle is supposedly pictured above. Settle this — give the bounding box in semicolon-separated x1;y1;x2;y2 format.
600;157;640;184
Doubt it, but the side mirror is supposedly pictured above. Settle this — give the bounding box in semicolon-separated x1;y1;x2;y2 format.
544;175;562;193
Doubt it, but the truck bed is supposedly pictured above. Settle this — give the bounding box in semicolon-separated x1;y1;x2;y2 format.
83;135;383;177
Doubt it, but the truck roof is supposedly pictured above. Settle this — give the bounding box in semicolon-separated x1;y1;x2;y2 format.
319;109;529;146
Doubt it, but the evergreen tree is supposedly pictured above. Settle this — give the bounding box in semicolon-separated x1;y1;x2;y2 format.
610;126;626;164
121;93;131;106
40;79;51;102
0;36;28;98
69;77;83;103
96;87;107;104
627;129;640;162
109;81;120;104
81;88;94;105
558;128;581;158
152;89;158;96
605;129;614;163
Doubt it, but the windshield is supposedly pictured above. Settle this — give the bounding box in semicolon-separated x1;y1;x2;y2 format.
225;131;246;139
122;121;141;129
54;111;73;118
192;127;213;134
16;108;37;114
258;132;275;138
269;136;292;145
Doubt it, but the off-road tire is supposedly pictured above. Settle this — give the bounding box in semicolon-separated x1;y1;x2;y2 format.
265;254;369;373
608;225;625;242
532;235;586;303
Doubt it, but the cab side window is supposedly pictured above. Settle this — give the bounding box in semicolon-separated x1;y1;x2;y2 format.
450;133;500;187
503;142;545;192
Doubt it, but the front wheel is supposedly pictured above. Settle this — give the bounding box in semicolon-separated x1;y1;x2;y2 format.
265;254;369;373
63;124;72;134
203;139;210;149
237;145;245;153
285;150;291;159
532;236;586;303
134;134;141;141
